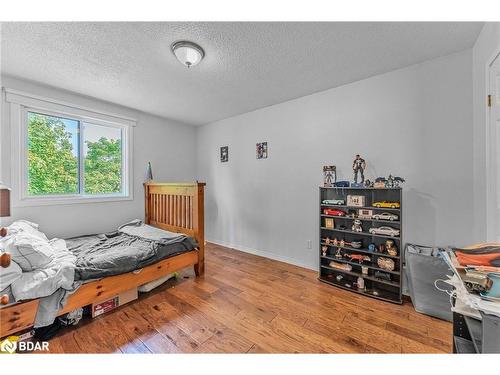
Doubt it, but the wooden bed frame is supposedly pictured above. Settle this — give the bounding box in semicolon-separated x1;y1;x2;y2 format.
0;182;205;337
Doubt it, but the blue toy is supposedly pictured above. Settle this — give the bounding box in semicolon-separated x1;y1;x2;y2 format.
334;181;350;187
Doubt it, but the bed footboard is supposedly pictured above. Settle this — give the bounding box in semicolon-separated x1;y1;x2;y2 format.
144;182;205;276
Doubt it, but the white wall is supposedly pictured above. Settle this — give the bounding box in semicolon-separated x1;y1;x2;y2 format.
196;50;474;270
0;76;197;238
472;23;500;242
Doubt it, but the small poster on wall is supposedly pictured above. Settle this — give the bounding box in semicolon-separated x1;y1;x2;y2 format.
256;142;268;159
220;146;228;162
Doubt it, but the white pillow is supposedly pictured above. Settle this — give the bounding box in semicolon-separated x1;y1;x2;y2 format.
1;232;53;271
7;220;48;242
0;258;22;290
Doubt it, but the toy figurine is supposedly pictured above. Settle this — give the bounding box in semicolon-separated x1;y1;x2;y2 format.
357;277;365;290
385;240;398;256
324;237;332;245
333;238;339;246
335;248;342;259
352;219;363;233
347;210;357;218
368;243;376;252
323;165;337;187
385;174;406;188
378;243;386;253
340;239;345;247
322;246;328;257
352;154;366;184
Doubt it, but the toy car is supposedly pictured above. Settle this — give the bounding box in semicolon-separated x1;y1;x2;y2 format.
350;241;363;249
463;270;493;294
333;181;350;187
372;212;399;221
368;226;400;237
323;208;346;216
322;199;345;206
372;201;400;209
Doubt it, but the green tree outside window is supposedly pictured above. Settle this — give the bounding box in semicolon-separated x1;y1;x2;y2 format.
27;112;122;196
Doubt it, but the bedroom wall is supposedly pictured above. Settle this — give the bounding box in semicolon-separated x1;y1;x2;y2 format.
0;75;197;238
472;22;500;242
196;49;474;270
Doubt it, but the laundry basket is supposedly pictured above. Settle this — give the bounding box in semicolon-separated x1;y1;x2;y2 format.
405;243;454;321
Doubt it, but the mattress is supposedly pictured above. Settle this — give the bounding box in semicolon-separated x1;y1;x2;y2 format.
65;232;198;281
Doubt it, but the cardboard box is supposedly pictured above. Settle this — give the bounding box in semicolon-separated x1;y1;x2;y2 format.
91;288;138;318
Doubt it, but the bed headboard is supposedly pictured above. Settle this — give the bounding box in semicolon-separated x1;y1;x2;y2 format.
144;182;205;273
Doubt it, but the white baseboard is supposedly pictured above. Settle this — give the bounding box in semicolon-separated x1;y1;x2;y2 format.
206;238;316;271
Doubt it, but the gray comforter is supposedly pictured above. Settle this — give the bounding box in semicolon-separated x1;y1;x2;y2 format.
66;232;197;281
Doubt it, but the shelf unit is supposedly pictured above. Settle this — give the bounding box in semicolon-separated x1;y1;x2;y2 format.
319;186;403;304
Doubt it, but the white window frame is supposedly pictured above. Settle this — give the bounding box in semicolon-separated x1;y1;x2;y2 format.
5;88;135;207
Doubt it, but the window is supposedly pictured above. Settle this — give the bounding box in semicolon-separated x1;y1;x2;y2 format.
24;109;129;201
5;89;134;206
26;111;126;198
83;123;123;195
27;112;80;195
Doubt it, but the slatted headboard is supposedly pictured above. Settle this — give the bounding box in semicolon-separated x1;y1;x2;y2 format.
144;182;205;275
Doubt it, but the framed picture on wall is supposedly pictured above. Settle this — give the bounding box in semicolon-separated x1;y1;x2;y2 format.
256;142;268;159
220;146;228;162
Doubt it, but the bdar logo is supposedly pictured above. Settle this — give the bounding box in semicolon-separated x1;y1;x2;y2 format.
0;336;49;353
0;336;19;354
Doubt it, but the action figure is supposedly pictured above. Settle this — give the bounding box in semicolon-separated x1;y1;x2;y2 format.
385;174;406;188
323;165;337;187
352;155;366;183
352;219;363;233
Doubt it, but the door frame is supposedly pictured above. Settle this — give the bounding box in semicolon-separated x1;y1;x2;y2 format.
486;49;500;242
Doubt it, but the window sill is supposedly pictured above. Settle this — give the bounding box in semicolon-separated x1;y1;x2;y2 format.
13;194;133;208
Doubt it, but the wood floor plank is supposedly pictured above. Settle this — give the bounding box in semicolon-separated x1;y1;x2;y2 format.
132;299;203;352
194;328;254;353
43;242;452;353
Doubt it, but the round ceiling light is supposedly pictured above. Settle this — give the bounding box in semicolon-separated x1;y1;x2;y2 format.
171;41;205;68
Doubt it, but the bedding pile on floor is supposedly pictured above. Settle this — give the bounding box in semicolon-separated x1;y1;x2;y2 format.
0;219;197;329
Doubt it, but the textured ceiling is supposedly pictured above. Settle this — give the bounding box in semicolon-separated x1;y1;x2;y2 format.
1;22;483;125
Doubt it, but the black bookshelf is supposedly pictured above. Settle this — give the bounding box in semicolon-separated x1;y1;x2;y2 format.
318;186;403;304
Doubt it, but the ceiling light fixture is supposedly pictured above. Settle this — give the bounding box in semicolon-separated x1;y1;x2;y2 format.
171;41;205;68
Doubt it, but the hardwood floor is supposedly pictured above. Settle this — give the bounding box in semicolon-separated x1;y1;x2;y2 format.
42;243;452;353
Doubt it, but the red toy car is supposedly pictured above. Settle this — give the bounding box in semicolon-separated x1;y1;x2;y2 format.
323;208;346;216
